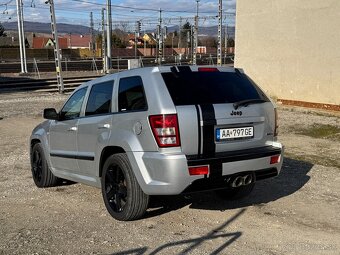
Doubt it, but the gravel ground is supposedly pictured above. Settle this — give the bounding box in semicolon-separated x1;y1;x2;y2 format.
0;91;339;255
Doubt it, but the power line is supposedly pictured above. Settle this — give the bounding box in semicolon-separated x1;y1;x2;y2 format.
69;0;235;14
0;0;14;6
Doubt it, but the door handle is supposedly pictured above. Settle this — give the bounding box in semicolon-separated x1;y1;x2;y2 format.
98;124;111;129
68;126;77;131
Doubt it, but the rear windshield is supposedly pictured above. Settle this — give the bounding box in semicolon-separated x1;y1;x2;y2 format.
161;71;269;106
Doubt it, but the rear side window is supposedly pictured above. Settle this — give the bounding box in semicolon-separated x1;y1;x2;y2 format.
118;76;147;112
162;71;269;106
85;81;113;116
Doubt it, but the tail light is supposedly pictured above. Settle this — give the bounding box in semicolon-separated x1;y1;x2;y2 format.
274;108;279;137
149;114;181;147
270;155;280;164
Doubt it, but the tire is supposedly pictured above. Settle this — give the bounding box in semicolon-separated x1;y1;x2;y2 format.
31;143;59;188
215;183;255;200
101;153;149;221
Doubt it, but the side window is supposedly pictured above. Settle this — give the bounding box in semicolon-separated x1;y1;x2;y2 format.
85;81;114;116
118;76;147;112
60;87;87;120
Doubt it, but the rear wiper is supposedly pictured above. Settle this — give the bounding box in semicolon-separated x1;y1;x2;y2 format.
233;99;267;110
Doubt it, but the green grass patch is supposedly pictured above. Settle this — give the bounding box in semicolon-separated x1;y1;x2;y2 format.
294;124;340;140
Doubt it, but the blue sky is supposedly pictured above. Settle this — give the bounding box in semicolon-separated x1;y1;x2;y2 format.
0;0;236;30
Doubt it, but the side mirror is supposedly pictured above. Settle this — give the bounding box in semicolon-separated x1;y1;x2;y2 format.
43;108;59;120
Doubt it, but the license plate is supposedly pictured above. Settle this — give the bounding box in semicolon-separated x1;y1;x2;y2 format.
216;127;254;141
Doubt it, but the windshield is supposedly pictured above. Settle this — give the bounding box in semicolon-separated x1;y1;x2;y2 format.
161;71;269;106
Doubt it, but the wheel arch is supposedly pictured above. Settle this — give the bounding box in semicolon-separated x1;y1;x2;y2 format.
99;146;126;177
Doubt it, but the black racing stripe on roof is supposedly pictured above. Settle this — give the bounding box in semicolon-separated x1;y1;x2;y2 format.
177;66;192;73
170;66;178;73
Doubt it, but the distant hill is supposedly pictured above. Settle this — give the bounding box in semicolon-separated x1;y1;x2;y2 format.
3;21;235;38
3;21;92;35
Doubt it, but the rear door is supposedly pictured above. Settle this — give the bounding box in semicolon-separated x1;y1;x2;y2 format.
161;67;273;157
76;81;114;177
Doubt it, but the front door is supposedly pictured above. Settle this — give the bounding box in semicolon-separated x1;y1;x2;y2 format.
49;87;87;173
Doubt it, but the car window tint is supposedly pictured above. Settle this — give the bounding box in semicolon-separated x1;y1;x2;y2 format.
162;71;269;106
118;76;147;112
85;81;114;116
60;87;87;120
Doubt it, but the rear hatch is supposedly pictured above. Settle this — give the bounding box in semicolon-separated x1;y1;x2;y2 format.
161;66;275;157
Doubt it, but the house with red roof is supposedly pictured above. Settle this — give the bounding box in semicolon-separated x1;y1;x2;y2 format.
32;37;68;49
127;34;144;49
32;34;92;50
66;34;92;49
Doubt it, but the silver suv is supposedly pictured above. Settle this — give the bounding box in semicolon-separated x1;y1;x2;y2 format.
30;66;284;221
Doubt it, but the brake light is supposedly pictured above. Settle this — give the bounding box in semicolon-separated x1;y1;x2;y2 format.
188;165;209;176
274;108;279;137
149;114;181;147
198;67;219;72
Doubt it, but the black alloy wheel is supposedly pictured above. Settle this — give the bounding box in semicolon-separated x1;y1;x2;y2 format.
32;149;43;183
101;153;149;221
31;143;58;187
105;165;128;213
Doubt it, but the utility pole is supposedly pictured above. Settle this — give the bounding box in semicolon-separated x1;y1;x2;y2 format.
186;30;190;59
178;16;182;49
193;0;199;65
190;26;194;62
135;21;141;59
163;26;167;60
90;12;96;58
15;0;27;73
47;0;64;93
171;33;174;56
156;25;159;63
144;28;147;55
224;23;228;64
106;0;112;71
20;0;27;73
101;8;107;73
158;8;163;65
217;0;222;66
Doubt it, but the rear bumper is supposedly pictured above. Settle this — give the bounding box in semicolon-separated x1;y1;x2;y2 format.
183;168;278;193
128;143;284;195
187;145;282;169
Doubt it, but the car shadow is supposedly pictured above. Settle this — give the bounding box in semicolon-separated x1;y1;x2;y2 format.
111;209;245;255
146;157;312;217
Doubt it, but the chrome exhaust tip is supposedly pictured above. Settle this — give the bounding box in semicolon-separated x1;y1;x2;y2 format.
231;176;244;188
244;174;253;185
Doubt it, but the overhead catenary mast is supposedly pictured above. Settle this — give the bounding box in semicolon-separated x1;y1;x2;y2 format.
90;12;95;57
46;0;64;93
217;0;223;66
158;8;163;65
193;0;199;65
101;8;107;73
19;0;27;73
15;0;27;73
106;0;112;71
